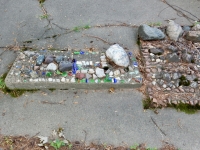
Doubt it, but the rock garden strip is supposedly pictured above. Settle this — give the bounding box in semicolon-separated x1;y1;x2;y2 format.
138;21;200;108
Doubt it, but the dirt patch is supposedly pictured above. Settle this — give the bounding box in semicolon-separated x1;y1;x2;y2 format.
0;135;178;150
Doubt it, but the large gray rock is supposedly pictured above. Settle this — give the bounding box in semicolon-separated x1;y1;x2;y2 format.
162;73;171;82
182;53;193;63
138;24;165;40
106;44;129;67
149;48;164;55
59;61;72;72
166;20;183;41
185;31;200;42
166;53;180;62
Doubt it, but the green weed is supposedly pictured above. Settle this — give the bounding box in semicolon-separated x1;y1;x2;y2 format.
130;143;139;150
40;14;49;19
148;22;162;27
0;73;38;97
146;148;157;150
143;97;152;109
50;139;65;150
68;143;73;149
168;102;200;114
72;24;91;32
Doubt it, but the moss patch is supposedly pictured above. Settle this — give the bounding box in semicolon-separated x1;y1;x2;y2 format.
168;102;200;114
179;75;190;86
0;73;38;98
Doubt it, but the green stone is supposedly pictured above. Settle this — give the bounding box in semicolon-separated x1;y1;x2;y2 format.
74;51;80;55
90;79;95;83
80;79;86;83
56;70;62;75
46;71;52;77
120;80;125;83
61;72;67;77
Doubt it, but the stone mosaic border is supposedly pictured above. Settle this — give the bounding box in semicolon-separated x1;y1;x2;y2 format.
5;48;142;90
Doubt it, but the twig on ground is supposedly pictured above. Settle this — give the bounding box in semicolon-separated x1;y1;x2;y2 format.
162;0;200;22
151;117;167;136
40;100;66;105
177;119;182;129
83;34;113;45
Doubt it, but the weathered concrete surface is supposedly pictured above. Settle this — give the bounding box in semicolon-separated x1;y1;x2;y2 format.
0;89;200;150
0;0;199;49
0;49;17;76
0;0;200;150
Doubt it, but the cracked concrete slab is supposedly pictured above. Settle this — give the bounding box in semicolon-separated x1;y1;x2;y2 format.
1;89;200;150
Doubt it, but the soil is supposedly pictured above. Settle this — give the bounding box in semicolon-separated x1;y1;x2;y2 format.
0;134;178;150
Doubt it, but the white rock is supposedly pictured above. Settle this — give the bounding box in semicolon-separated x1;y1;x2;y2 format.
128;66;134;71
41;78;45;82
109;71;114;76
81;70;88;73
66;79;69;82
86;61;90;66
93;74;97;79
46;63;57;71
48;78;53;82
95;67;106;78
163;84;167;88
71;77;76;83
76;61;82;65
88;69;95;74
82;61;86;66
101;58;107;62
34;79;38;82
106;44;130;67
149;53;154;56
30;78;33;82
156;59;161;62
192;23;200;31
61;77;65;82
56;79;60;82
166;20;183;41
114;70;120;76
90;61;93;66
100;55;106;59
95;79;99;83
115;77;121;80
105;69;111;74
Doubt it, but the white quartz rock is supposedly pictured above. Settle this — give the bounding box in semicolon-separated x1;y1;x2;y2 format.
166;20;183;41
106;44;129;67
95;67;106;78
46;63;57;71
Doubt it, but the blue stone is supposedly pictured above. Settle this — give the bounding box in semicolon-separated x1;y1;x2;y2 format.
128;52;132;56
36;55;45;66
80;50;85;55
114;78;117;83
133;62;138;67
55;56;64;63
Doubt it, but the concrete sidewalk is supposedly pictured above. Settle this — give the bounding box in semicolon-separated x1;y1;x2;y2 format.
0;0;200;150
1;89;200;150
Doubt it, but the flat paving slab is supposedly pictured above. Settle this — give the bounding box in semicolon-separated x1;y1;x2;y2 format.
5;48;142;89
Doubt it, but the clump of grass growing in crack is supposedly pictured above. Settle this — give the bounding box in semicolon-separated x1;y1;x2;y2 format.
72;24;91;32
168;102;200;114
40;14;49;19
0;73;38;97
148;22;162;27
143;97;152;109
